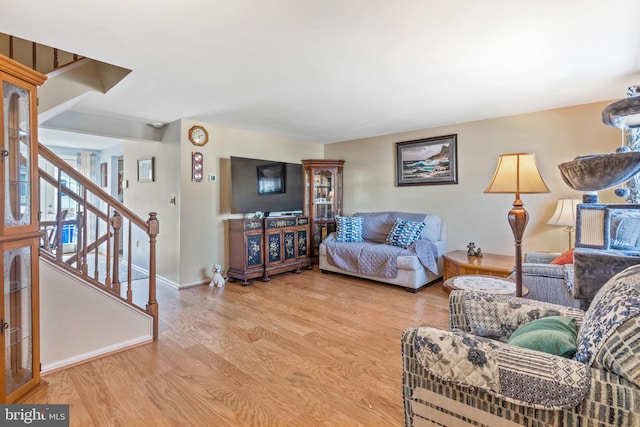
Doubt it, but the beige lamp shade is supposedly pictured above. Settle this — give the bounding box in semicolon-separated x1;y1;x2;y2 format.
484;153;550;196
547;198;581;227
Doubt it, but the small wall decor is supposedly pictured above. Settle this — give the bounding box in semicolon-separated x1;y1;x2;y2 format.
396;134;458;186
192;152;204;182
137;157;154;182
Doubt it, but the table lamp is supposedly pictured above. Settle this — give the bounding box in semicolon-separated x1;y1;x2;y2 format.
484;153;549;297
547;198;581;249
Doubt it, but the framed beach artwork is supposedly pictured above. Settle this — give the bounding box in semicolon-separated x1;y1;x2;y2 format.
395;134;458;186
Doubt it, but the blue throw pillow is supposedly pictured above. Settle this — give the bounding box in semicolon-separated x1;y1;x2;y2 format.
385;218;425;249
335;215;364;242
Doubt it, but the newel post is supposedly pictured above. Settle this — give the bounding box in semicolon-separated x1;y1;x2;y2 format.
146;212;159;340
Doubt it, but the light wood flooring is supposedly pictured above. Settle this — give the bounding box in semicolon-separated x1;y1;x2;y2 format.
38;268;451;426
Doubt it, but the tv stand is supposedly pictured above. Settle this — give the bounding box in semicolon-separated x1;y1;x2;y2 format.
227;216;312;285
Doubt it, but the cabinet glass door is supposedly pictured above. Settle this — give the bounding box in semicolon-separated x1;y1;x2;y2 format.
313;169;334;220
3;81;32;229
3;241;34;398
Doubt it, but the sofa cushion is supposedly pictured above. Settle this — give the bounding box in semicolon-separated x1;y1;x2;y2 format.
574;264;640;386
353;212;394;243
508;316;578;358
354;211;442;243
334;215;364;242
385;218;425;249
420;214;442;242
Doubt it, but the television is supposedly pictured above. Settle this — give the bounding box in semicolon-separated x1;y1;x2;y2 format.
230;156;304;215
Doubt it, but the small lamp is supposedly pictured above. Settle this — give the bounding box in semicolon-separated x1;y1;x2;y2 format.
547;198;581;249
485;153;550;297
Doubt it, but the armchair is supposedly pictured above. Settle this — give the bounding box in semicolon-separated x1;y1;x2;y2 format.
402;265;640;426
521;252;580;308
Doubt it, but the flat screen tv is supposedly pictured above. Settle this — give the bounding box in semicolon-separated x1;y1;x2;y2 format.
230;156;304;215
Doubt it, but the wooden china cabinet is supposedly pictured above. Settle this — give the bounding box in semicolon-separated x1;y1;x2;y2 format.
302;159;345;263
0;55;47;402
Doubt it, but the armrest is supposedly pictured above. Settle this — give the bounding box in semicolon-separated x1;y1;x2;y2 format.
524;252;560;264
408;326;590;409
448;290;584;341
522;262;567;278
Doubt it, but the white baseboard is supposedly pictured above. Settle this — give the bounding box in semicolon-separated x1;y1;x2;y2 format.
41;335;152;374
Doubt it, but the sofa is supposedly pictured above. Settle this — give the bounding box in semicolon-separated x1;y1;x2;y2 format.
402;264;640;426
318;211;445;292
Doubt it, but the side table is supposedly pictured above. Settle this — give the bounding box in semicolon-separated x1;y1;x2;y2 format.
442;250;515;281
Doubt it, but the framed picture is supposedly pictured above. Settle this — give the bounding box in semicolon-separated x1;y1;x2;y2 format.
137;157;154;182
257;162;285;194
396;134;458;186
100;162;108;187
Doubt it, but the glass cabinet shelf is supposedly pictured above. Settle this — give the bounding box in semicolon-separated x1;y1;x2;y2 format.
0;54;45;403
302;160;344;263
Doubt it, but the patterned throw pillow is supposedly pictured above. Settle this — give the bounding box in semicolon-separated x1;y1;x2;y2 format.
385;218;425;249
574;264;640;370
335;215;364;242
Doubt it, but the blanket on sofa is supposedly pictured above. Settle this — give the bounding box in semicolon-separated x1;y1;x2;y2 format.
323;234;439;278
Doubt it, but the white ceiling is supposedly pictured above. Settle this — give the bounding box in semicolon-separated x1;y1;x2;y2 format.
3;1;640;144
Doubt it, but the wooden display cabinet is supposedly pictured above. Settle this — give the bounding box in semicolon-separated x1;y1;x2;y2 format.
0;54;46;402
263;216;311;281
227;219;265;286
227;216;311;285
302;160;344;263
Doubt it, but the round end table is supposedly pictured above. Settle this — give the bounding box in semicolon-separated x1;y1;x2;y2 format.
443;275;528;296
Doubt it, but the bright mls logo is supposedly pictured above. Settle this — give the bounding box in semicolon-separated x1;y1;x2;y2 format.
1;405;69;426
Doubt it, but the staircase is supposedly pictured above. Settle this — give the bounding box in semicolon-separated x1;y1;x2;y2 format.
39;144;160;340
2;33;159;341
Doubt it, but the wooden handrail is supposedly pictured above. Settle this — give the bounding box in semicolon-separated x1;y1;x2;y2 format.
38;143;159;340
39;144;148;229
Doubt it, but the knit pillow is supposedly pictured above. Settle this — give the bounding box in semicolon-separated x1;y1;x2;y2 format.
334;215;364;242
385;218;425;249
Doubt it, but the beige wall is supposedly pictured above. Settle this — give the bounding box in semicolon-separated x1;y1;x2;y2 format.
122;100;624;286
325;100;621;256
177;120;323;287
123;122;182;284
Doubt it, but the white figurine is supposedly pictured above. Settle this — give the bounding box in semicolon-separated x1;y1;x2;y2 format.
212;264;225;288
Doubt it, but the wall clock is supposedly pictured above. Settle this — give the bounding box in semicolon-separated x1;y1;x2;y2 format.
188;125;209;146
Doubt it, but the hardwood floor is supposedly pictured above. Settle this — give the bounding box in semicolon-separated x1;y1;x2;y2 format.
39;269;450;426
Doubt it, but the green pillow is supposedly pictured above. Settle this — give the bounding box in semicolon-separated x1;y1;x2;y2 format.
508;316;578;358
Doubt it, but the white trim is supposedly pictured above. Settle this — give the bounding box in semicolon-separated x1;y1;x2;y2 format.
127;263;180;289
41;335;152;373
178;280;209;289
156;274;180;289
